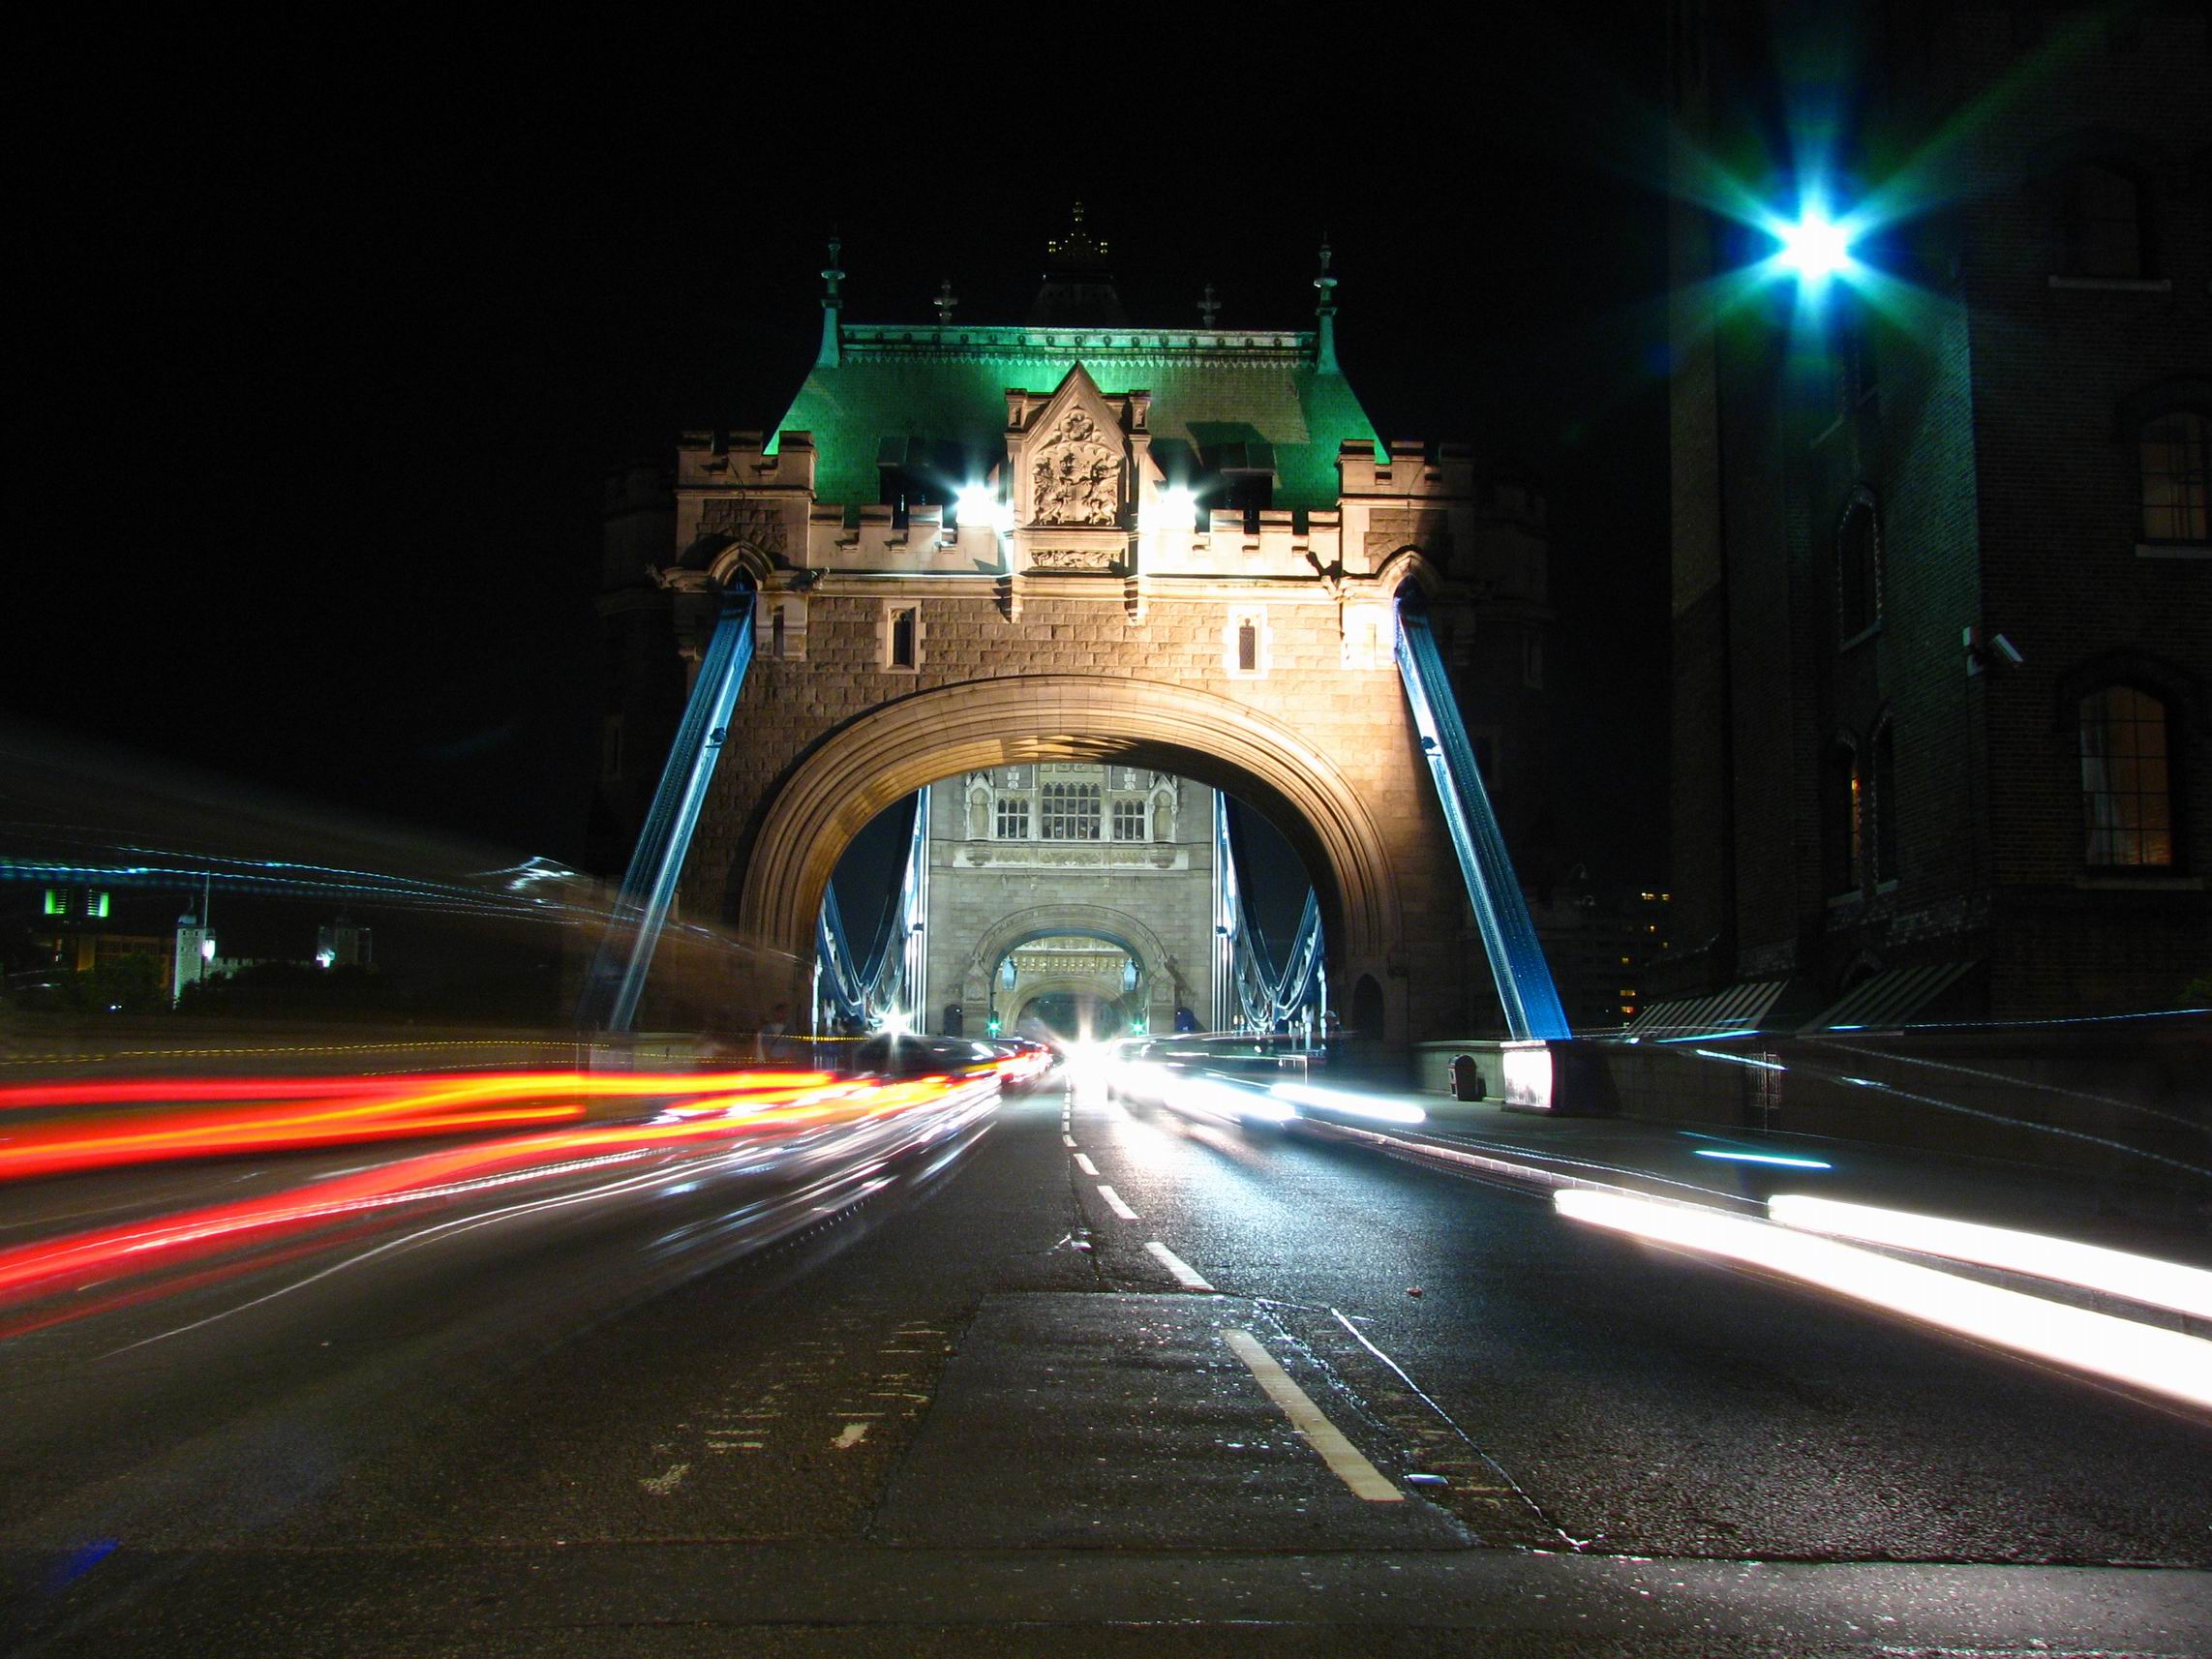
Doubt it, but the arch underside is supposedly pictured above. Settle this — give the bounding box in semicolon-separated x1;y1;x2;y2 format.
1013;982;1132;1023
971;906;1169;987
736;675;1400;977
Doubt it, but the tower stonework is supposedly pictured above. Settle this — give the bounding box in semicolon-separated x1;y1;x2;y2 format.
601;244;1559;1045
924;764;1216;1039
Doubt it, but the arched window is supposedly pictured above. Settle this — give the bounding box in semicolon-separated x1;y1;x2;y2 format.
1824;740;1864;896
2057;162;2144;278
1836;492;1881;643
1872;722;1899;882
2079;686;2173;867
2140;410;2210;544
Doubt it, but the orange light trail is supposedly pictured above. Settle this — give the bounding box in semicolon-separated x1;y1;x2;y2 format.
0;1069;848;1182
0;1070;996;1324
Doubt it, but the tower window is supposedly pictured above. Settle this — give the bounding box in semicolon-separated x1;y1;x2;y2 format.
1112;799;1147;841
599;715;624;784
886;604;920;671
1041;782;1101;840
2079;686;2172;867
2140;411;2209;544
1226;608;1267;677
995;796;1031;839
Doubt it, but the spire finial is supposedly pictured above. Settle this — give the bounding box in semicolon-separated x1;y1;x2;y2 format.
816;236;846;368
1197;283;1221;329
934;278;958;324
1313;236;1341;374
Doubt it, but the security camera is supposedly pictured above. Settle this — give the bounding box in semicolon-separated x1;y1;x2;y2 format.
1962;625;2025;677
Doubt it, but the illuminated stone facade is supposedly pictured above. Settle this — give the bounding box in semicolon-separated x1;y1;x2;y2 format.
924;763;1215;1037
596;233;1560;1043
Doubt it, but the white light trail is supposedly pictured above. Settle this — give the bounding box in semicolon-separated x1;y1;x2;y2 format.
1554;1190;2212;1411
1268;1081;1426;1127
1693;1149;1832;1169
1769;1194;2212;1322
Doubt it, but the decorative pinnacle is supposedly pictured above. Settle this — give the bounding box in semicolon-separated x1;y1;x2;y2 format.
934;278;958;324
1314;238;1339;316
1198;284;1221;328
821;237;845;308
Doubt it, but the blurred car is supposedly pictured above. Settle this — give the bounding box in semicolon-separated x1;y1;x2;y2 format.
986;1040;1056;1094
1102;1037;1294;1128
847;1033;1004;1082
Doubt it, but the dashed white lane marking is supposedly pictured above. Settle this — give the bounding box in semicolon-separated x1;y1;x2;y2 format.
1061;1133;1076;1148
1096;1184;1139;1222
1144;1240;1215;1291
1073;1153;1099;1176
1221;1329;1404;1504
833;1422;871;1449
639;1463;691;1494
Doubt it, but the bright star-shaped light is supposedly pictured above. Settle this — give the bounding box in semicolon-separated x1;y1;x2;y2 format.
1772;204;1856;282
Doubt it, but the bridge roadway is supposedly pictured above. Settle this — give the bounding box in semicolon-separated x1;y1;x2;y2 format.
3;1073;2207;1655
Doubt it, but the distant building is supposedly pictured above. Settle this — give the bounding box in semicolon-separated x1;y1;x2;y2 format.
316;918;374;970
13;884;194;1005
1657;0;2211;1030
1533;883;1674;1031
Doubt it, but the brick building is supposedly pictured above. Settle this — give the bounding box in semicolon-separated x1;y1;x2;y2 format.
1653;0;2211;1031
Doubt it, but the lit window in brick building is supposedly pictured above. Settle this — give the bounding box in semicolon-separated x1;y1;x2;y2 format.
1874;723;1898;882
1826;742;1864;895
2079;687;2172;867
2140;411;2208;543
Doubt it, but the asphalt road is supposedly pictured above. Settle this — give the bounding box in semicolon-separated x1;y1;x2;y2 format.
3;1073;2207;1656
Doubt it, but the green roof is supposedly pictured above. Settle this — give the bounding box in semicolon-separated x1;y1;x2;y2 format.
773;323;1378;513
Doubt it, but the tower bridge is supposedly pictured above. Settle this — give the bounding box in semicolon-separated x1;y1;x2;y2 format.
592;221;1566;1050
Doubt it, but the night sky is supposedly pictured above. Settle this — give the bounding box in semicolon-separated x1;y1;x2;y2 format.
15;24;1669;938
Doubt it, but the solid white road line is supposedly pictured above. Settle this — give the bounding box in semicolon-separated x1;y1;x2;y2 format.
1222;1329;1403;1503
1073;1153;1099;1176
1144;1240;1215;1291
1096;1184;1139;1222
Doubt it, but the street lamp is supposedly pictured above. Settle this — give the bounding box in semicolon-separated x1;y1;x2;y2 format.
1775;206;1854;281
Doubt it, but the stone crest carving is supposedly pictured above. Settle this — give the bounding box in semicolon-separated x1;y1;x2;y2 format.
1029;547;1117;572
698;498;789;558
1029;407;1121;527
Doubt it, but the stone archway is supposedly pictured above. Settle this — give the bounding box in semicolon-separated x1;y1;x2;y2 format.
733;674;1405;1030
1011;982;1131;1040
963;904;1180;1034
